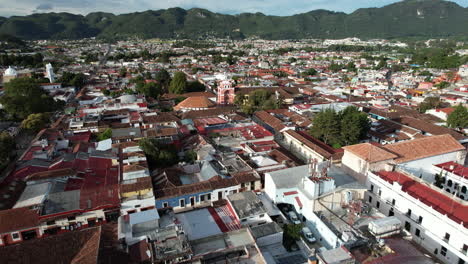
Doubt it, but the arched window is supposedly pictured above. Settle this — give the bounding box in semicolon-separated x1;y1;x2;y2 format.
461;186;467;194
447;180;452;187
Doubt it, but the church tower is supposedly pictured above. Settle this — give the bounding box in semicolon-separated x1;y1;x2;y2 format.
217;77;235;105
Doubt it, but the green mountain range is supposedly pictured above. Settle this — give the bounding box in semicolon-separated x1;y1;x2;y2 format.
0;0;467;40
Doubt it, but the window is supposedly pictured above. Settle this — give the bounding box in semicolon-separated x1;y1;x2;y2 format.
378;190;382;197
444;233;450;242
12;233;20;240
458;258;465;264
415;228;420;237
162;202;168;208
370;185;374;192
135;205;141;208
259;214;265;218
389;208;394;217
207;193;211;200
179;199;185;207
376;201;380;208
200;195;205;202
441;246;447;257
46;220;55;225
67;216;76;221
368;196;373;203
392;199;396;206
407;209;412;217
418;216;423;224
462;244;467;253
404;221;411;232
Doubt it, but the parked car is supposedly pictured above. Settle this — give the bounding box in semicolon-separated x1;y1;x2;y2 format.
302;227;316;243
288;211;301;225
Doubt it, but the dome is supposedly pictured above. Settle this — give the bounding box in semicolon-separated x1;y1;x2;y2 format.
4;66;17;77
118;94;137;104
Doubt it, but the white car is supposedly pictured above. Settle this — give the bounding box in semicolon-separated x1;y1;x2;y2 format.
302;227;316;243
288;211;301;225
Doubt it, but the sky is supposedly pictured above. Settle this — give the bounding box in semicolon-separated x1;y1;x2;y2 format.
0;0;467;17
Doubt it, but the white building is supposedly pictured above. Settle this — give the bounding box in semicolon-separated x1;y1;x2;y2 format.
264;163;362;248
365;170;468;264
342;134;467;183
433;161;468;201
45;63;55;83
226;191;272;228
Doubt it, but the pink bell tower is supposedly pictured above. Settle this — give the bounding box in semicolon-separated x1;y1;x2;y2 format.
217;77;235;105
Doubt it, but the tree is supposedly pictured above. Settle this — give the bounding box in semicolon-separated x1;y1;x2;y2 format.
21;113;49;133
97;128;112;141
310;108;341;145
301;68;317;77
0;132;15;165
139;138;160;159
137;82;162;99
375;59;387;70
169;71;187;94
158;52;171;63
156;69;171;92
235;90;280;114
310;106;370;146
0;77;59;120
139;138;178;168
186;81;206;93
119;67;127;77
59;72;86;89
184;150;197;163
435;81;450;89
282;224;302;251
447;104;468;130
346;62;357;72
329;63;343;72
340;107;370;146
418;97;446;113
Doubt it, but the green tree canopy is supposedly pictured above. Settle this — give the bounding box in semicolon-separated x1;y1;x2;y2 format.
310;108;341;145
186;81;206;93
0;132;15;165
447;104;468;130
97;128;112;141
156;69;171;92
0;77;60;120
310;106;370;146
139;138;178;168
418;97;447;113
301;68;317;77
234;90;281;115
21;113;49;133
169;71;187;94
340;107;371;146
58;72;86;88
137;81;162;99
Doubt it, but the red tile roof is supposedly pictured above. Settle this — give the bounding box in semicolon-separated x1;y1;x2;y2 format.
0;208;40;234
376;171;468;227
435;161;468;179
0;226;101;264
382;134;464;163
343;143;398;163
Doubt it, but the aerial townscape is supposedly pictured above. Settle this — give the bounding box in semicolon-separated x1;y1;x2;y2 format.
0;0;467;263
